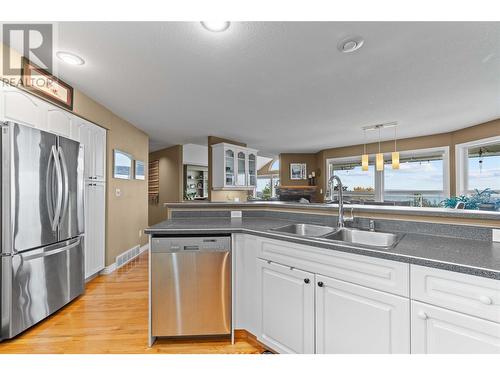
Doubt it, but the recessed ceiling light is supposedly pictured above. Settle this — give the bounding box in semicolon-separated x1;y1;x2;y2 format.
200;21;230;32
56;51;85;66
337;36;364;53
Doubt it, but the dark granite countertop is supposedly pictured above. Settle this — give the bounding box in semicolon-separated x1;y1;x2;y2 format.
146;217;500;279
164;201;500;220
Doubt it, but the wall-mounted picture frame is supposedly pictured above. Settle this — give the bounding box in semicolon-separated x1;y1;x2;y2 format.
21;57;74;110
113;149;133;179
135;160;145;180
290;163;307;180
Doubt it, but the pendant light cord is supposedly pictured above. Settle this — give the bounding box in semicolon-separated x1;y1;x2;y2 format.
378;127;381;153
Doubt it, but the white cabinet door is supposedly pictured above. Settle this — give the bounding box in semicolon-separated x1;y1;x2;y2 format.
257;259;315;353
78;122;94;180
78;121;106;181
84;182;106;278
234;234;260;335
411;301;500;354
92;126;106;181
46;106;73;137
316;274;410;353
1;88;45;129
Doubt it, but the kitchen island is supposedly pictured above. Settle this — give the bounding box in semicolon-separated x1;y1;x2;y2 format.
146;208;500;354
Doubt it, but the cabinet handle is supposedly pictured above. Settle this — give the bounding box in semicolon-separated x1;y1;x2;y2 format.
479;295;493;305
417;311;428;320
317;281;324;287
304;278;310;284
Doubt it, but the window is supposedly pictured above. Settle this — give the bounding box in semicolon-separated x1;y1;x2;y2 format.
456;136;500;211
327;147;449;207
256;176;280;199
328;161;375;203
384;151;446;207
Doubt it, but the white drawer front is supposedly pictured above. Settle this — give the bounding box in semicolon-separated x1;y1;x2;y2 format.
411;265;500;323
411;301;500;354
254;235;409;297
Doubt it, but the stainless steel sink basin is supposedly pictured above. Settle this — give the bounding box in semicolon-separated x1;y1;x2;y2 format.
270;223;336;237
322;228;404;249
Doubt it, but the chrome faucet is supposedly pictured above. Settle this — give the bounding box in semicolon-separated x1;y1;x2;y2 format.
328;175;351;228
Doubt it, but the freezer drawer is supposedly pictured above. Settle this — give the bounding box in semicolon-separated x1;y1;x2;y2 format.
1;236;84;339
151;247;231;337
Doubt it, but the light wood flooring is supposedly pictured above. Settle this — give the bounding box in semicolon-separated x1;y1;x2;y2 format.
0;253;263;354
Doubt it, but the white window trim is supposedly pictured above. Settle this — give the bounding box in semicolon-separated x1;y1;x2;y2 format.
325;146;450;202
455;135;500;196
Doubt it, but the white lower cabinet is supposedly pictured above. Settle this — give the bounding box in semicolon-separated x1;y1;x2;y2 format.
316;274;410;353
84;181;106;278
238;235;500;354
411;301;500;354
257;259;315;354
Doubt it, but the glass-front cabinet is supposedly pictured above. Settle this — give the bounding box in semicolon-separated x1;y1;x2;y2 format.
237;151;246;186
225;149;235;185
212;143;259;190
248;153;256;186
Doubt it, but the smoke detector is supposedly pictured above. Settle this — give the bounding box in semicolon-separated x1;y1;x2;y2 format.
337;36;364;53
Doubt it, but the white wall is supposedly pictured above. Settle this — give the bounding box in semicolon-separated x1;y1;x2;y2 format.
182;143;208;166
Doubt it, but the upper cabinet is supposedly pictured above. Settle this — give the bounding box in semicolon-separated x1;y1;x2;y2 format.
0;86;45;129
77;120;107;181
0;84;107;182
212;143;258;190
46;106;75;138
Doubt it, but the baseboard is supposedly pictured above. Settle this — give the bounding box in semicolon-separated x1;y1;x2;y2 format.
100;243;149;275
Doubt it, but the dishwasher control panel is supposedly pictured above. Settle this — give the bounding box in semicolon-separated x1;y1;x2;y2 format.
151;236;231;253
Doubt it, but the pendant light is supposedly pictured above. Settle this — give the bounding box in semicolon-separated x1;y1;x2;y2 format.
361;129;369;171
392;125;400;169
376;127;384;171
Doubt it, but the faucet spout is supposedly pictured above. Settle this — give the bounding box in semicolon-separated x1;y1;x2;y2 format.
329;175;345;228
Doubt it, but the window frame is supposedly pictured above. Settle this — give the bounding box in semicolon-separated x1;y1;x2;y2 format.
455;135;500;196
326;146;450;204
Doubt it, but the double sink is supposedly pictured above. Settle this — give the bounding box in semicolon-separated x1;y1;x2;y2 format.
270;223;404;250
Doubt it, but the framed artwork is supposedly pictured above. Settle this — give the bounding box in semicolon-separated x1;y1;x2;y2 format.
135;160;146;180
113;149;133;179
21;57;74;110
290;163;307;180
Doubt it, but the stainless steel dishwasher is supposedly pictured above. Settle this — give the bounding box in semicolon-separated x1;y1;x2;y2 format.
150;235;231;338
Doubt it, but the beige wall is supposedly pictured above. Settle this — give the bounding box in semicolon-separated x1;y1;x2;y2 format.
148;145;183;225
279;153;319;186
316;118;500;201
1;44;150;266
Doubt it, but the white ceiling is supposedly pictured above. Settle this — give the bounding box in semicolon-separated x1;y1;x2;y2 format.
52;22;500;153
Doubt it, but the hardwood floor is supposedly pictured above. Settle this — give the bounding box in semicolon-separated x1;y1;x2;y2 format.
0;253;263;354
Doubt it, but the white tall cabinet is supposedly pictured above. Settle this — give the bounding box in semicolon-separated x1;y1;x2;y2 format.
0;84;107;279
79;120;107;278
84;181;106;278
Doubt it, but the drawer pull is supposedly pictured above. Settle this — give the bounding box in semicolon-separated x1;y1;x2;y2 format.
417;311;428;320
479;295;493;305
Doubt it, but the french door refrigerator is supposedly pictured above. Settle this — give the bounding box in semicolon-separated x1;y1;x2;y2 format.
1;121;85;340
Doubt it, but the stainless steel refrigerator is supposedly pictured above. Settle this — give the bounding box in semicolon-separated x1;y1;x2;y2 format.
1;121;85;340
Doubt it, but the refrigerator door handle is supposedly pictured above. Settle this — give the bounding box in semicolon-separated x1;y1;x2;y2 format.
45;144;56;229
52;145;63;232
58;146;70;226
20;237;81;261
